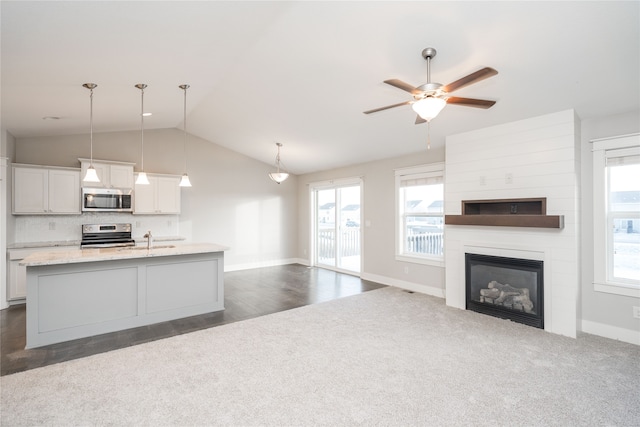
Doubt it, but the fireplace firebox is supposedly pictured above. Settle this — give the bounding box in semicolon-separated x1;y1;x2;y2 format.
465;253;543;329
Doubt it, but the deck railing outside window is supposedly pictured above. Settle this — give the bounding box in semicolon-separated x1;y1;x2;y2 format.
405;230;443;256
318;228;360;259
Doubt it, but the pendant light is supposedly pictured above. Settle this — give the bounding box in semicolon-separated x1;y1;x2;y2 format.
135;84;150;185
82;83;100;183
178;84;192;187
268;142;289;184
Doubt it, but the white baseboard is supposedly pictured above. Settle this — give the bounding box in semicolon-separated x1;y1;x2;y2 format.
224;261;444;299
581;319;640;345
361;272;445;298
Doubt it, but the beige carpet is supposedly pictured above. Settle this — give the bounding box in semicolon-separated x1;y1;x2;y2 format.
1;287;639;426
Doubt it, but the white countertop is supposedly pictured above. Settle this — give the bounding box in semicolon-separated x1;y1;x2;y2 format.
8;236;186;250
8;240;80;250
20;243;229;267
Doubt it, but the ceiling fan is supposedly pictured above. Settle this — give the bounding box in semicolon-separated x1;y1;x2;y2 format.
364;48;498;124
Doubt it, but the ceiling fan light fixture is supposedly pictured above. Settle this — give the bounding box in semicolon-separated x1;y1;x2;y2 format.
269;142;289;184
411;97;446;121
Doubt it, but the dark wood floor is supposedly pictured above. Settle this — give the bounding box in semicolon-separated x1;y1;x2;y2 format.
0;264;385;376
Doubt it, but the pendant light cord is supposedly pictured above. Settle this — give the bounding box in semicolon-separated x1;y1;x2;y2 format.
275;143;283;173
183;85;188;173
140;86;145;171
89;87;94;165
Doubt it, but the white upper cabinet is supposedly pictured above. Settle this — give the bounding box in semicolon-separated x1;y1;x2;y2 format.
13;165;80;214
134;173;181;214
79;159;134;189
109;164;135;188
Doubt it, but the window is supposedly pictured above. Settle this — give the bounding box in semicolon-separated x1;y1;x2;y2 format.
592;134;640;297
395;163;444;266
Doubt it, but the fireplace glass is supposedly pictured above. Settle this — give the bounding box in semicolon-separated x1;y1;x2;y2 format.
465;253;543;329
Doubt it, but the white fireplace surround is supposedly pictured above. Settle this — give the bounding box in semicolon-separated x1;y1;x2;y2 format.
444;110;580;338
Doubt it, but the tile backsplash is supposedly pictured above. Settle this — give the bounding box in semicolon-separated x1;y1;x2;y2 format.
13;213;181;244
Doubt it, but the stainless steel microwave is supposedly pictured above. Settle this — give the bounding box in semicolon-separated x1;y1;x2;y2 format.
82;188;133;212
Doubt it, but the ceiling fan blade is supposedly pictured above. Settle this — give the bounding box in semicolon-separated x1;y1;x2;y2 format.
415;115;427;125
384;79;422;95
442;67;498;93
363;101;411;114
446;96;496;109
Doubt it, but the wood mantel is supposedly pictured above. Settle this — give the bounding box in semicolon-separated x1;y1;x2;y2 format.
445;198;564;229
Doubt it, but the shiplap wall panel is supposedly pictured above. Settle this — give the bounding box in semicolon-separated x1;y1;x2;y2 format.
444;109;580;338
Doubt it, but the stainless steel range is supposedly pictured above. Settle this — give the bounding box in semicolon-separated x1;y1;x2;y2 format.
81;223;136;248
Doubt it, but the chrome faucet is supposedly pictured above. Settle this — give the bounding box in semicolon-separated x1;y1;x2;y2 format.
143;230;153;249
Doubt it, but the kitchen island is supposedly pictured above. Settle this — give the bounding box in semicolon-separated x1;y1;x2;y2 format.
21;243;228;348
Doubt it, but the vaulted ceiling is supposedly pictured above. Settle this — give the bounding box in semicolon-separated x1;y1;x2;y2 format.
2;1;638;174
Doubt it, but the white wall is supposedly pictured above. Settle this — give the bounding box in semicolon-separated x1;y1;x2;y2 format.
12;128;299;270
580;110;640;343
297;148;446;296
1;130;16;309
444;110;581;339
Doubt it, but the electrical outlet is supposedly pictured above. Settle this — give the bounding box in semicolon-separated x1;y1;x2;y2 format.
48;222;56;231
135;221;141;228
633;306;640;319
404;266;409;274
479;176;486;186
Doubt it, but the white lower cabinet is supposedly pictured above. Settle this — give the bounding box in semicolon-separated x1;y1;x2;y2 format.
7;246;73;301
134;174;181;214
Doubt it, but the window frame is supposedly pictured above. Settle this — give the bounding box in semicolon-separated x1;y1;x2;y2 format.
395;163;445;267
591;133;640;297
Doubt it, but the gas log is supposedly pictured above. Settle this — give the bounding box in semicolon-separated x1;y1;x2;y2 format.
479;280;534;313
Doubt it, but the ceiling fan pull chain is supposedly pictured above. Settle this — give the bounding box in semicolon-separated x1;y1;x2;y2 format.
427;121;431;150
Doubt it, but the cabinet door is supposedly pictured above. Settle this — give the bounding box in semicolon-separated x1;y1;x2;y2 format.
8;260;27;300
13;167;48;213
156;176;181;214
48;169;80;213
134;175;156;214
109;165;134;189
134;175;181;214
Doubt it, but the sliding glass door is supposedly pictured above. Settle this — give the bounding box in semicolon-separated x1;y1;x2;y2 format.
313;180;361;274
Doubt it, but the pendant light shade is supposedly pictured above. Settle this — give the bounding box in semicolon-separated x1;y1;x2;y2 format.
136;171;150;185
82;83;100;183
178;84;192;187
84;166;100;182
411;97;446;122
179;174;192;187
268;142;289;184
135;83;150;185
